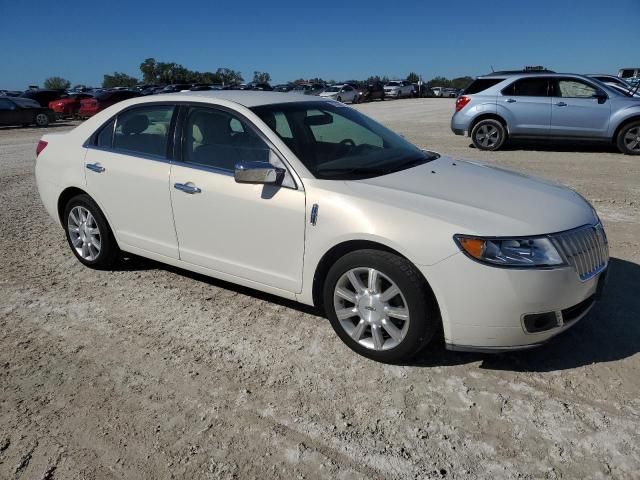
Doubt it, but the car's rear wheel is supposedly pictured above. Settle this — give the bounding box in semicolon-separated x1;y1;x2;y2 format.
35;113;49;127
471;119;507;151
323;249;439;362
63;194;119;269
616;121;640;155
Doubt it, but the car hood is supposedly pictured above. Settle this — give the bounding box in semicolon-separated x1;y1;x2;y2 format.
319;91;338;97
346;155;596;236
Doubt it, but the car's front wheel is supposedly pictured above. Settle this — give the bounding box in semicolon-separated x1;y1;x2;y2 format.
323;249;439;362
616;121;640;155
471;119;507;151
63;194;119;269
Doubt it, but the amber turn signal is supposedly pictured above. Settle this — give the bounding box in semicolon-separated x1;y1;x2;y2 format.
457;237;486;259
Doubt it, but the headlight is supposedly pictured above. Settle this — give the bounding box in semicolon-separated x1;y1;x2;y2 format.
454;235;565;268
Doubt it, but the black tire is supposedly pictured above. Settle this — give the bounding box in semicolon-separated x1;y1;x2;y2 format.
34;113;49;127
63;194;119;269
471;118;507;151
352;95;359;104
616;120;640;155
336;96;342;102
323;249;439;362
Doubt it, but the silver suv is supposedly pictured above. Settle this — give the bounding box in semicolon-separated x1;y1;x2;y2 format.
451;73;640;155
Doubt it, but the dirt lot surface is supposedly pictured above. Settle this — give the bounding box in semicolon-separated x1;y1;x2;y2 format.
1;99;639;479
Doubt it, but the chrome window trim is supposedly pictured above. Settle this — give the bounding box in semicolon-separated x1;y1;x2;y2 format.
84;144;173;165
82;100;304;191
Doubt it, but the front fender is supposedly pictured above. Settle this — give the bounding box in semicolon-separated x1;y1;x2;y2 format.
608;104;640;137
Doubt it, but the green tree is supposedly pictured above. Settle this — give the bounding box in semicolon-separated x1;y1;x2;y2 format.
427;76;451;88
406;72;420;83
102;72;139;88
450;76;474;90
217;68;243;85
253;71;271;83
139;58;158;84
43;76;71;90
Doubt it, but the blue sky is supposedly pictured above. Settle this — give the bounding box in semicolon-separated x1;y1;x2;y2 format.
1;0;638;89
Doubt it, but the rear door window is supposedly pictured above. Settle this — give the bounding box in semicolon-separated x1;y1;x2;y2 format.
502;78;550;97
113;105;175;158
465;78;503;94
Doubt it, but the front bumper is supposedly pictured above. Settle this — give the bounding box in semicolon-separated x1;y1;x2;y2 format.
418;253;606;350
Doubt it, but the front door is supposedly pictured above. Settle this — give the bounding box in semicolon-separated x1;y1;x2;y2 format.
170;105;306;293
84;104;179;258
550;78;611;138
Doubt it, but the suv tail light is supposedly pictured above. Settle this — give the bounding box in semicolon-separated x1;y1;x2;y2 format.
36;140;48;157
455;95;471;112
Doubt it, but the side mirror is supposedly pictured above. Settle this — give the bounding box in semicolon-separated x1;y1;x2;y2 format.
593;92;608;104
234;161;284;185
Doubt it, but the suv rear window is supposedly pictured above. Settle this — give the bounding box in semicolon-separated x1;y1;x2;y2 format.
464;78;504;95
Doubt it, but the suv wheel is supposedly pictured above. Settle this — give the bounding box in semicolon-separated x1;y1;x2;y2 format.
616;121;640;155
323;249;439;362
471;119;507;151
64;194;119;269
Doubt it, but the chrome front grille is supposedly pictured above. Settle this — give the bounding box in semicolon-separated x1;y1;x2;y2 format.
550;224;609;281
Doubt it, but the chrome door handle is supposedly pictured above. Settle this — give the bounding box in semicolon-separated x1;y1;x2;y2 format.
86;163;105;173
556;102;568;107
174;182;201;194
506;98;516;103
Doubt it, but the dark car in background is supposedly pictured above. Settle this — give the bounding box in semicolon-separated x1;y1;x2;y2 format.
78;90;141;118
357;82;385;102
20;89;66;107
273;83;295;92
0;97;56;127
158;84;192;94
48;93;94;118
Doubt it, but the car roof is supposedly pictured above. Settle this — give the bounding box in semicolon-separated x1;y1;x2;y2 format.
155;90;328;107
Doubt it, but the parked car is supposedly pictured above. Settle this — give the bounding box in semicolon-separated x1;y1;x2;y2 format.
292;83;326;95
319;84;359;103
49;93;94;118
158;84;193;94
452;73;640;155
273;84;295;92
20;89;66;107
357;82;385;102
384;81;414;98
78;90;142;118
35;91;608;361
0;96;56;127
430;86;445;97
587;74;632;90
0;90;22;97
243;82;273;91
618;68;640;86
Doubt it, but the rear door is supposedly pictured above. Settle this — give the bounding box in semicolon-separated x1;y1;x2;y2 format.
84;104;180;258
550;77;611;138
499;77;551;136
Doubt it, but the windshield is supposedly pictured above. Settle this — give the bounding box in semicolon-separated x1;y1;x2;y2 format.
325;86;341;92
251;101;438;180
386;82;400;86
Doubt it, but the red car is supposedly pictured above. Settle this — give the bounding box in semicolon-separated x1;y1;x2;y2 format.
78;90;141;118
48;93;94;118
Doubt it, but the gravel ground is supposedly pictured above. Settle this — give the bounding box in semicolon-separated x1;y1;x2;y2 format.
1;99;639;480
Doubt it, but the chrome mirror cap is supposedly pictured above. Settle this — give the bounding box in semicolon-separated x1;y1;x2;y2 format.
234;161;284;185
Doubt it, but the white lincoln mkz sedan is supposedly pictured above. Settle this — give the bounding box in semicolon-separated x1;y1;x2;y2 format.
35;91;608;362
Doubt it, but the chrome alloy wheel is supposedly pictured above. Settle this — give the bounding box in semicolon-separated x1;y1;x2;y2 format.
624;126;640;152
475;124;500;148
67;206;101;261
333;267;410;351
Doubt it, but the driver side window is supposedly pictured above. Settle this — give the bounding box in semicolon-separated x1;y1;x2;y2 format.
558;80;597;98
307;109;383;148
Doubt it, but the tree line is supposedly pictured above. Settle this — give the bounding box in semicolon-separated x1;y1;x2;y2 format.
41;60;474;90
